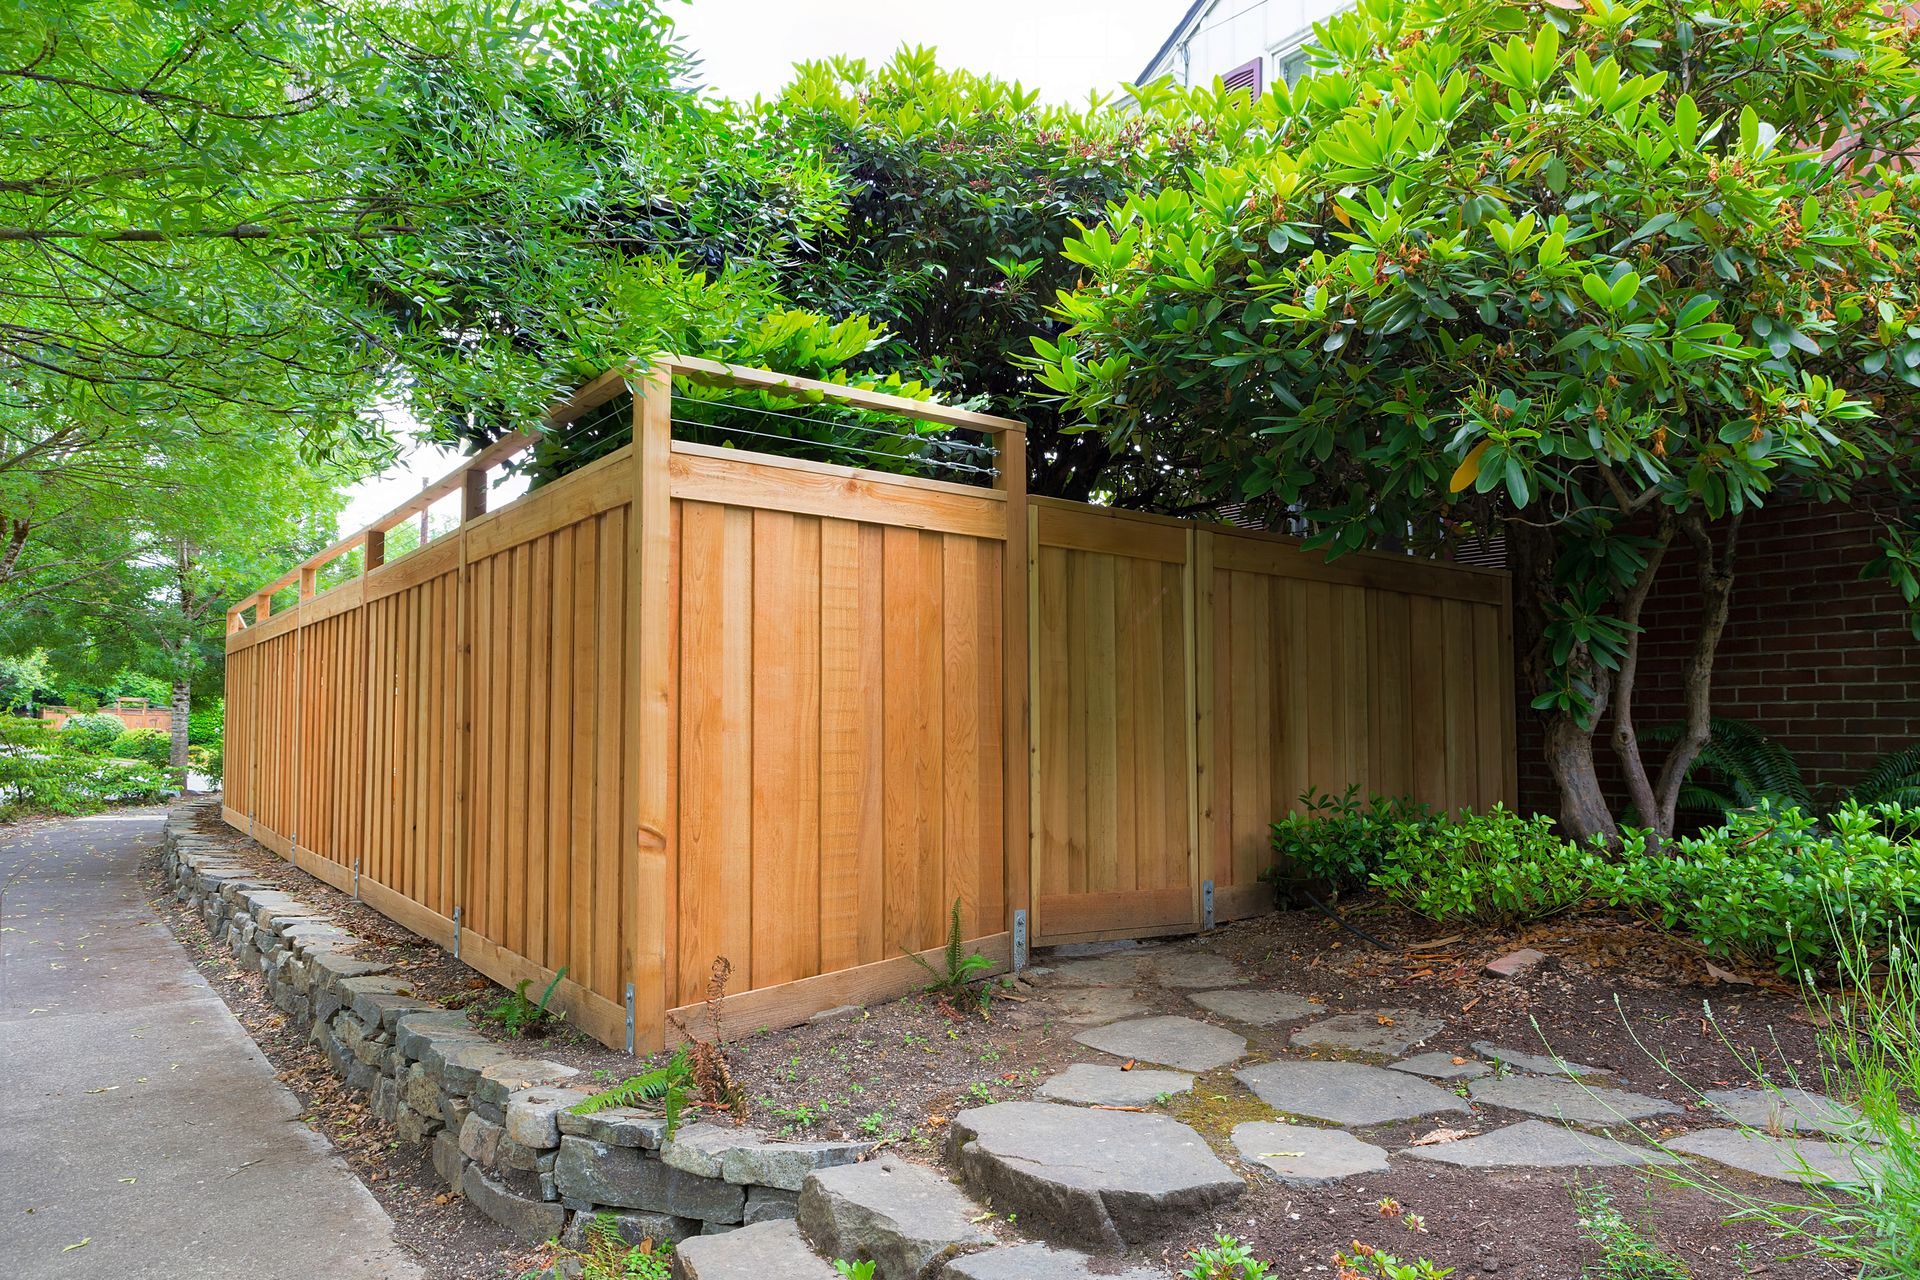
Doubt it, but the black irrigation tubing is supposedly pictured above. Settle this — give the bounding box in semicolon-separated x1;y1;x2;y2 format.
1299;885;1392;950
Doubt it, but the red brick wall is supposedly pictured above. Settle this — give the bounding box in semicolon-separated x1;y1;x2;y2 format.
1516;502;1920;818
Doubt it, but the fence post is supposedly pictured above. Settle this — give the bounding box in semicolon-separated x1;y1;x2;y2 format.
628;368;673;1052
452;469;478;964
994;428;1030;952
365;529;385;573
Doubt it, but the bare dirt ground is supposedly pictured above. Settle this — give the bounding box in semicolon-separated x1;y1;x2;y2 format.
152;806;1851;1279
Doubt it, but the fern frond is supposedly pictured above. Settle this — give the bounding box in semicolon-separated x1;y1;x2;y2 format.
571;1046;692;1115
1850;743;1920;806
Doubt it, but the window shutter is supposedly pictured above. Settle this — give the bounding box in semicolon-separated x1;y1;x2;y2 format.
1221;56;1262;99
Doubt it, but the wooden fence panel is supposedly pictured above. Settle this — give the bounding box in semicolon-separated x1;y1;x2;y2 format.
1030;504;1197;944
293;604;365;877
1203;527;1514;919
669;460;1007;1010
463;499;633;1015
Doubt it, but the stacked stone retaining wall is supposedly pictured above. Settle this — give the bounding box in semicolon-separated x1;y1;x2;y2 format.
160;802;870;1251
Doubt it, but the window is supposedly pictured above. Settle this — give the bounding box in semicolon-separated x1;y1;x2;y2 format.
1271;37;1313;87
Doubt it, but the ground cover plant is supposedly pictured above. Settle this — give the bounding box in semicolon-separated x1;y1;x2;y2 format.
1273;791;1920;974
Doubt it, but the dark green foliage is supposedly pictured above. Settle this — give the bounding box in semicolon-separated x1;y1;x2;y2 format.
110;728;172;768
906;898;995;994
1268;786;1435;891
1643;718;1811;824
485;967;567;1038
58;713;126;754
1;717;172;820
1597;803;1920;975
188;706;224;747
571;1046;692;1140
1850;745;1920;810
1371;806;1606;928
558;1212;674;1280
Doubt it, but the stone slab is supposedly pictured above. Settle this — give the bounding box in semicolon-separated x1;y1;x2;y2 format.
797;1154;992;1280
1468;1075;1677;1125
1390;1052;1490;1081
1235;1060;1469;1126
1472;1041;1610;1078
462;1165;565;1242
948;1101;1242;1253
1046;950;1246;990
1669;1128;1872;1184
1036;1063;1193;1107
674;1219;838;1280
1702;1087;1866;1139
1290;1010;1444;1058
1041;986;1149;1026
1073;1016;1247;1073
1231;1120;1390;1187
1402;1120;1678;1169
942;1243;1169;1279
1187;989;1318;1027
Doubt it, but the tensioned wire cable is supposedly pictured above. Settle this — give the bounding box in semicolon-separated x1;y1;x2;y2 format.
669;417;999;479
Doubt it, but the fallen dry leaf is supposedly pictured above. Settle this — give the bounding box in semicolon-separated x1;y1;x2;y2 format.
1410;1127;1474;1146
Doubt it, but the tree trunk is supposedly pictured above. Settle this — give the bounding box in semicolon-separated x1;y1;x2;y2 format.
1650;512;1742;833
1509;519;1621;842
1608;517;1674;834
170;676;191;786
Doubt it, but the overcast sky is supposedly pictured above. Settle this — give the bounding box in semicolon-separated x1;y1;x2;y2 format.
339;0;1184;534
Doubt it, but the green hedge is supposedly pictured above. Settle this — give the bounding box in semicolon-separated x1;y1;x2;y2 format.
1;718;174;820
1272;791;1920;976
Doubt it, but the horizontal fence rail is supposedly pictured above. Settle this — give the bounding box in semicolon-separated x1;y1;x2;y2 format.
225;355;1512;1051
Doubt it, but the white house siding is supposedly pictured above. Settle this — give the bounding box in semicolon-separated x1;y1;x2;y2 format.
1139;0;1353;90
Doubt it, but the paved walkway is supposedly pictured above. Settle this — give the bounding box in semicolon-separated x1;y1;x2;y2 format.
0;809;423;1280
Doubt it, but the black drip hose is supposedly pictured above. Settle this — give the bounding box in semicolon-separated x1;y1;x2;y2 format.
1299;885;1391;951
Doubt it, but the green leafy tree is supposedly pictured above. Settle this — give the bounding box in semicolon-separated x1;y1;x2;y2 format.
1028;0;1920;841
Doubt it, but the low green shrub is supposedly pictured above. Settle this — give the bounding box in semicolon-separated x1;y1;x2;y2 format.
1269;786;1435;890
188;704;223;746
1598;803;1920;976
0;730;174;820
58;712;126;754
1371;805;1607;928
111;727;173;768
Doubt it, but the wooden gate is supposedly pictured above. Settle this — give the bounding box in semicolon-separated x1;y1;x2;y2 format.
1029;500;1200;945
1026;499;1516;948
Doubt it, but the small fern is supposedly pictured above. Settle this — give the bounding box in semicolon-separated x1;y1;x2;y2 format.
1849;742;1920;808
1642;718;1811;823
904;898;995;994
571;1046;693;1137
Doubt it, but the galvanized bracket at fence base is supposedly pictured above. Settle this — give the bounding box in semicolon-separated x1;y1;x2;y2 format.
1011;909;1028;972
451;906;462;960
1202;880;1216;930
624;983;636;1055
352;856;360;900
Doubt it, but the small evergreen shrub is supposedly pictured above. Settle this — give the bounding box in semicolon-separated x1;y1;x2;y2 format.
111;727;173;768
58;712;125;754
1599;803;1920;975
1372;805;1606;928
1269;786;1435;890
0;718;173;820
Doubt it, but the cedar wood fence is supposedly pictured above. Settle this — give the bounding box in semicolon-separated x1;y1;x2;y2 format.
224;357;1514;1052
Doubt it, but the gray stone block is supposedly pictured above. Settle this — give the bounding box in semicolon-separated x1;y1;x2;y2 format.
1234;1060;1469;1126
433;1127;467;1190
1035;1064;1192;1108
506;1087;596;1150
744;1186;799;1224
559;1107;670;1149
555;1137;745;1223
674;1220;837;1280
947;1103;1241;1253
1230;1120;1389;1187
797;1154;992;1278
464;1165;566;1243
473;1058;580;1108
941;1244;1169;1279
461;1113;505;1167
719;1139;874;1192
1072;1016;1246;1073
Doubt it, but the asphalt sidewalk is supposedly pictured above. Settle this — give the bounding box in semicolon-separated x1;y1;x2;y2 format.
0;807;425;1279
